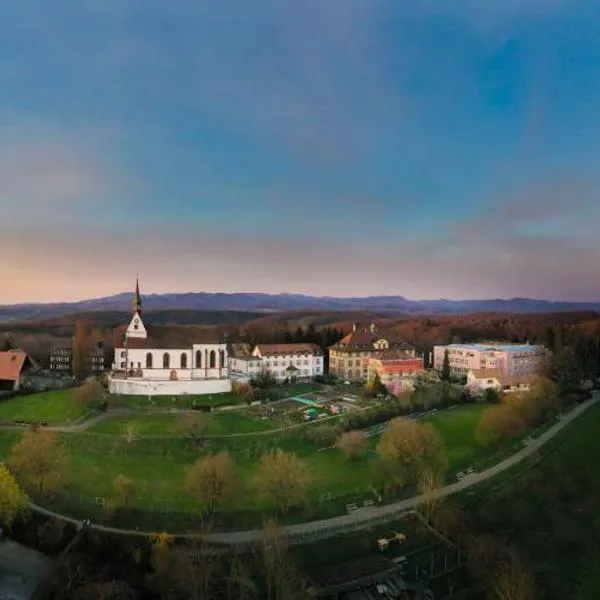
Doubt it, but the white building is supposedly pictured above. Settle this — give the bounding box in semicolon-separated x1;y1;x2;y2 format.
228;342;324;382
433;342;545;378
109;280;231;396
466;368;534;395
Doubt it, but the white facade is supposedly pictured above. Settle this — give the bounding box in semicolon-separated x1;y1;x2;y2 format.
228;343;324;382
109;294;231;395
466;369;533;395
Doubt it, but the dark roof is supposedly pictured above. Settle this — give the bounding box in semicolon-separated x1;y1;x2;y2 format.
254;343;323;357
330;324;409;351
123;333;222;349
228;342;252;358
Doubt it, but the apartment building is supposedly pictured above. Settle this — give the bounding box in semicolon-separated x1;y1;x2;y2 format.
433;342;545;378
329;322;418;382
228;342;324;382
366;351;425;395
49;338;106;376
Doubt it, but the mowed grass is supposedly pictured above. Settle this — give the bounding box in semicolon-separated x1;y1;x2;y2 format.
0;389;87;424
88;411;278;436
426;404;488;469
0;403;493;527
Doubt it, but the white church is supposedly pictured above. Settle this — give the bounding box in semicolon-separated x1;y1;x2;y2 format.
109;279;232;396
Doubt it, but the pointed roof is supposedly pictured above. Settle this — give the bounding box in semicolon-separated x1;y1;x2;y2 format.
132;276;142;315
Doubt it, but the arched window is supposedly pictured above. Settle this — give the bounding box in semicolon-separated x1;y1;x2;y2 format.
146;353;153;368
181;353;188;369
163;353;170;369
196;350;202;368
209;350;216;368
219;349;225;368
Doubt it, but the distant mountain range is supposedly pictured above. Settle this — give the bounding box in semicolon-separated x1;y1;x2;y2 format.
0;292;599;324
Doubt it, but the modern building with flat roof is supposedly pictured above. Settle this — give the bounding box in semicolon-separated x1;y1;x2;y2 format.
433;342;545;378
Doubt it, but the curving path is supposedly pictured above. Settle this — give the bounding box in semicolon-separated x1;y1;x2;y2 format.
29;393;598;545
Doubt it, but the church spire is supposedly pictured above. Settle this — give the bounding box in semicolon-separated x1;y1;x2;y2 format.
132;275;142;315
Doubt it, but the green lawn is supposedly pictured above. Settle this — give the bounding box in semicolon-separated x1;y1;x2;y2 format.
455;400;600;600
0;403;496;529
425;404;488;469
108;391;246;409
87;411;278;436
0;389;87;424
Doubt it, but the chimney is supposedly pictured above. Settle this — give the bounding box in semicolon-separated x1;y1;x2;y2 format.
352;323;357;332
370;322;376;334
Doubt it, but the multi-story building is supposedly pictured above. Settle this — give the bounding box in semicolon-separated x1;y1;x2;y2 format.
328;322;418;382
49;339;105;376
228;342;324;382
227;343;264;380
432;342;545;378
366;351;425;395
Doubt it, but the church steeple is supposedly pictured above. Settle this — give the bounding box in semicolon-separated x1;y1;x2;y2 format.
132;276;142;316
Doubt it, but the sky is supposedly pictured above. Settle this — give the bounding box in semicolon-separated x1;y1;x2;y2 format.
1;0;600;303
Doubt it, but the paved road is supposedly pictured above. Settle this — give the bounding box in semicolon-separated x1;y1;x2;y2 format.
29;393;598;545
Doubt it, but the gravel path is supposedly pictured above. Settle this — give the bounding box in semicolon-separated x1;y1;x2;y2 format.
29;393;598;545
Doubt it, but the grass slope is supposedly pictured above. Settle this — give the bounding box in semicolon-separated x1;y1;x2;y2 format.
0;389;86;424
0;403;494;529
459;401;600;600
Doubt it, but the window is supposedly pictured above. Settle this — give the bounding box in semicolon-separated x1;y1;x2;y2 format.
209;350;216;368
219;349;225;368
146;353;153;368
196;350;202;368
163;353;170;369
121;351;126;358
181;353;188;369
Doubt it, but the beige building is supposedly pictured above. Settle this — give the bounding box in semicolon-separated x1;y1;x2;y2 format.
328;322;417;382
433;342;545;378
466;368;534;394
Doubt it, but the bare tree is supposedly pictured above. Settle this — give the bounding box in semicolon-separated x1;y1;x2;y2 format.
74;378;105;410
418;469;444;522
256;450;310;513
476;406;526;447
9;428;69;497
375;418;448;496
72;320;91;382
489;553;537;600
120;424;139;456
185;452;237;517
260;518;306;600
336;430;367;461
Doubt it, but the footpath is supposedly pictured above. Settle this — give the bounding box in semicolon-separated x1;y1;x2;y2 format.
30;393;598;545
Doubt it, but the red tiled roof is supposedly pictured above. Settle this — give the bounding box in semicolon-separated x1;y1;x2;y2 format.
254;343;323;357
0;351;29;381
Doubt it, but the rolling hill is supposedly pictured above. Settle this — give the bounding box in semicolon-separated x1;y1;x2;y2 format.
0;292;599;323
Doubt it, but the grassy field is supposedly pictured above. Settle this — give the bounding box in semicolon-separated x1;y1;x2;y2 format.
0;389;88;424
0;383;323;425
88;411;279;436
0;403;499;529
455;400;600;600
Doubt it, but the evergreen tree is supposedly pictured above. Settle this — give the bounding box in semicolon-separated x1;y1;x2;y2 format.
442;349;451;381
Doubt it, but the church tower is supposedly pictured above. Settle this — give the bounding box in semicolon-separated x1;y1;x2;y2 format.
125;277;147;339
132;275;142;315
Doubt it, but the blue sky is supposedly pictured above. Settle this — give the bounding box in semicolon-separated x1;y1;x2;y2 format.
1;0;600;302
